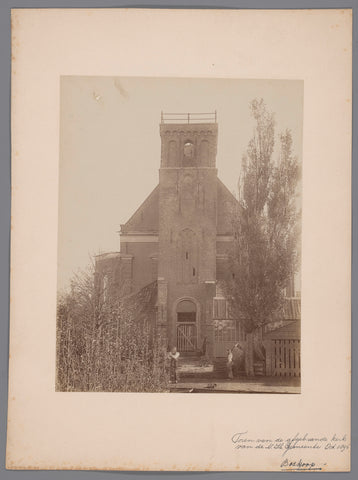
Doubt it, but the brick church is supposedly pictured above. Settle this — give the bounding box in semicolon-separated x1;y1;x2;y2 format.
96;113;300;376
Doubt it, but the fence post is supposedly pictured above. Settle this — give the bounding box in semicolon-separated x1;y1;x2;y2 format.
264;340;272;376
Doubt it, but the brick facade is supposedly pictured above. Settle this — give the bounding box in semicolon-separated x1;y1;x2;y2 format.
96;119;238;358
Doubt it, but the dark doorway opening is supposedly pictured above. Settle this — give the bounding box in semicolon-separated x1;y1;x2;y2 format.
177;312;196;323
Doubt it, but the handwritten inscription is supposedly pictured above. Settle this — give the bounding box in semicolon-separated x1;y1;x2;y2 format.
231;432;349;471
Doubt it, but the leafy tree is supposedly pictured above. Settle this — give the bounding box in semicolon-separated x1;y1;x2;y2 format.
229;99;301;375
56;263;168;392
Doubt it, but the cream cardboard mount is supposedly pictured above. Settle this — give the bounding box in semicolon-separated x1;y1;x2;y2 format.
6;8;351;471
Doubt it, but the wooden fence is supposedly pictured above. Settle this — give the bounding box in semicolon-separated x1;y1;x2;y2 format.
265;339;300;377
263;321;301;377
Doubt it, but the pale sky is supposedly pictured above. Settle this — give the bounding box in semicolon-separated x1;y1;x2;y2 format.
58;77;303;291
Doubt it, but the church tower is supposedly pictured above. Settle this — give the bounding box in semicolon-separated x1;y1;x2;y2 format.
157;113;218;354
95;111;301;376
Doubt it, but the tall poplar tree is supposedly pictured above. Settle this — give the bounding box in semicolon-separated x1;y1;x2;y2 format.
230;99;301;375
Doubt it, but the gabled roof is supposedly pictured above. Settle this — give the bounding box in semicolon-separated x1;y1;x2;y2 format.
216;177;239;235
120;177;239;236
121;185;159;234
217;177;239;204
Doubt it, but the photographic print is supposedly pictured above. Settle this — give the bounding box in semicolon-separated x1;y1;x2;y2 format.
56;77;302;394
7;8;351;471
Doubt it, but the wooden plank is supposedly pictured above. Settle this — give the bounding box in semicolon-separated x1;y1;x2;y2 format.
285;341;289;375
264;340;272;376
177;324;197;351
273;340;277;376
294;341;299;376
267;338;301;378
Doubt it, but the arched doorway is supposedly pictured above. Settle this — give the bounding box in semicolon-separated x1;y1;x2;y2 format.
176;300;197;352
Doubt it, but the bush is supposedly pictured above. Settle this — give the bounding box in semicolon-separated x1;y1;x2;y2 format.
56;266;169;392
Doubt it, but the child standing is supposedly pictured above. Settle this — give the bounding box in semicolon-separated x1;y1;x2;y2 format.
168;346;180;384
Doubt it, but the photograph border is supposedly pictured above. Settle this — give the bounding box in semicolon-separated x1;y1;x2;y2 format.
0;0;356;478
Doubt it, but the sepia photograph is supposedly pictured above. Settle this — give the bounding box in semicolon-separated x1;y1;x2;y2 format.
6;7;351;471
56;77;302;394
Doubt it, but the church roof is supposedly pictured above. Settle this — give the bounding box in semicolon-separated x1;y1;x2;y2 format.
120;185;159;234
120;178;239;236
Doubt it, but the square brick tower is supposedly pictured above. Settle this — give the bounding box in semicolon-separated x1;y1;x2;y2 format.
97;112;239;360
157;113;219;355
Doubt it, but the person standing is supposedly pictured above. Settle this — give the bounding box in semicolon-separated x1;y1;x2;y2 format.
168;346;180;384
226;348;234;379
232;342;244;377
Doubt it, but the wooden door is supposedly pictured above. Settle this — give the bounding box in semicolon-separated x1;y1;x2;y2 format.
177;323;197;352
